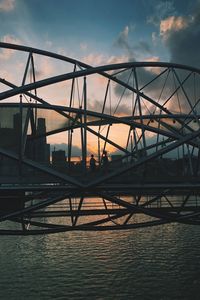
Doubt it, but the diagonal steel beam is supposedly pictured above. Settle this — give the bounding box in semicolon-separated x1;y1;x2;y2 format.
0;146;84;187
86;128;200;188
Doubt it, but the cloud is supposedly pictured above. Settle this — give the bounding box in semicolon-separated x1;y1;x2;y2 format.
112;26;163;103
0;0;15;12
160;16;189;39
35;56;55;79
147;0;176;26
159;5;200;68
134;40;152;55
82;51;130;67
115;25;129;46
110;1;200;117
0;35;21;60
82;53;107;66
57;47;68;57
1;34;20;44
113;24;153;61
151;32;158;46
107;55;129;64
143;56;161;74
87;98;131;116
113;25;134;57
133;1;200;116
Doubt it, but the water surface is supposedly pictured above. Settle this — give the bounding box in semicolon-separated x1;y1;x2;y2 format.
0;223;200;299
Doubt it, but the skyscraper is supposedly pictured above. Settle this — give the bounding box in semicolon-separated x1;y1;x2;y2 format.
35;118;50;164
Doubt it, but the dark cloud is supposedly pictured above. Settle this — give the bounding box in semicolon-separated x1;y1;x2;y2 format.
113;62;200;117
114;64;158;95
134;41;152;54
113;26;160;104
158;2;200;113
164;12;200;68
113;26;135;58
88;98;131;116
113;26;152;58
112;1;200;116
147;0;176;26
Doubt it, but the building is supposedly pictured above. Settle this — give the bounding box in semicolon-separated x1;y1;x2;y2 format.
52;149;67;171
34;118;50;164
0;113;50;177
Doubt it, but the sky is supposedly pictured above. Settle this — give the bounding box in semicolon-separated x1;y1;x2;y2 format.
0;0;200;156
0;0;200;66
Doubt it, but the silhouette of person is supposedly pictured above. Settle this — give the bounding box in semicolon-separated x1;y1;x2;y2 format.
102;150;108;167
90;154;96;171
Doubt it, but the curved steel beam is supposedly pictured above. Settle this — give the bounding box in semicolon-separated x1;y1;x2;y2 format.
86;128;200;187
1;43;200;139
0;102;191;145
0;50;200;102
1;42;200;74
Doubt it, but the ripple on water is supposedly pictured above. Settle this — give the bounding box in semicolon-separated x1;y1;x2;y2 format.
0;223;200;299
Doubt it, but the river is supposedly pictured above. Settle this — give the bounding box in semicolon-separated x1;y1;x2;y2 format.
0;221;200;299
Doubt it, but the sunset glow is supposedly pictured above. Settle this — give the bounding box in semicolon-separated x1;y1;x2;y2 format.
1;0;200;157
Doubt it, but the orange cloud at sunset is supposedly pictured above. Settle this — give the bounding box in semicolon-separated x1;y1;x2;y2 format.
160;16;189;38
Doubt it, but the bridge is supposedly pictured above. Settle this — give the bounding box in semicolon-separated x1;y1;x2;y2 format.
0;42;200;234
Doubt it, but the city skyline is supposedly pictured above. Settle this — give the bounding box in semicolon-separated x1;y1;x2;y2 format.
1;0;200;155
1;2;200;298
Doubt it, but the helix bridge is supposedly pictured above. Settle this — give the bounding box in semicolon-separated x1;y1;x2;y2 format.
0;42;200;234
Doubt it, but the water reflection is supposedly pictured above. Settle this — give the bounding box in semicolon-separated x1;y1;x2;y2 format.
0;222;200;299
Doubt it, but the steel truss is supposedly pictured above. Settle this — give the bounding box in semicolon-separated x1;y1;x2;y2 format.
0;42;200;234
